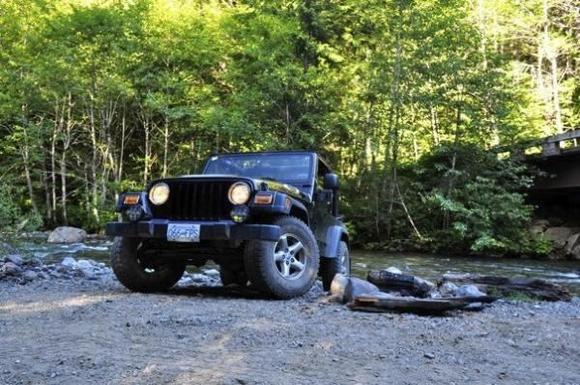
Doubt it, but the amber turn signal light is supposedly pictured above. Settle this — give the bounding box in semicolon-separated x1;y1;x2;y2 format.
254;193;273;205
123;194;140;205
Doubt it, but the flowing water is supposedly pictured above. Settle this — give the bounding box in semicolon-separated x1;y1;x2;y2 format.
352;250;580;295
11;238;580;295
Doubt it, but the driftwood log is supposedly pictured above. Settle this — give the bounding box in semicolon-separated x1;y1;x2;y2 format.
441;274;572;302
349;295;473;314
367;270;433;297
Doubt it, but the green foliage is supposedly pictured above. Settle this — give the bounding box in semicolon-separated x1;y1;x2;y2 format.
0;184;41;232
0;0;576;257
413;144;546;256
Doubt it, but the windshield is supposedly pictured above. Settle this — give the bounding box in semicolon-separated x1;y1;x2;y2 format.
203;153;314;185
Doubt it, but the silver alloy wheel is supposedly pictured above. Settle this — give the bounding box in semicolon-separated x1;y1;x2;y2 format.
340;252;348;275
273;233;307;280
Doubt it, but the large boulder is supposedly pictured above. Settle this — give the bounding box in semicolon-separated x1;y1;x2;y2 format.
47;227;87;244
529;219;550;235
564;233;580;259
330;274;381;304
570;243;580;260
544;227;579;249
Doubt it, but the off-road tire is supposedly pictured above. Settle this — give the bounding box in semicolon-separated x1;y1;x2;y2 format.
111;237;185;293
244;216;320;299
219;267;248;287
320;241;350;291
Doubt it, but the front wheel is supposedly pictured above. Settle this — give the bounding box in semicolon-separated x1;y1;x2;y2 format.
244;216;320;299
111;237;185;293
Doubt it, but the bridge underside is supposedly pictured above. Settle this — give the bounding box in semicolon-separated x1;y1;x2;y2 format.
526;151;580;221
528;150;580;192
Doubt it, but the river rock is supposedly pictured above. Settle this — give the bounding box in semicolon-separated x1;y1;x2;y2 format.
22;270;38;282
330;273;350;301
456;284;486;298
386;266;403;275
47;227;87;244
203;269;220;277
1;262;22;276
191;273;213;284
439;282;459;297
76;259;94;270
25;257;43;267
75;260;97;278
60;257;78;268
4;254;24;266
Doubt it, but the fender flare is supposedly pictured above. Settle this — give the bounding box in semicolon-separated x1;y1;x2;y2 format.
323;225;349;258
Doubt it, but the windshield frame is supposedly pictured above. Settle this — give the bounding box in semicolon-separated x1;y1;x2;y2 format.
202;151;317;189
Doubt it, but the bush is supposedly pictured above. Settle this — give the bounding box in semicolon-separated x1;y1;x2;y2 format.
414;144;545;256
0;184;42;232
0;184;20;230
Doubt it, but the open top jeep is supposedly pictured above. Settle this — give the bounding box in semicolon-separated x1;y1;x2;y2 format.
106;151;350;299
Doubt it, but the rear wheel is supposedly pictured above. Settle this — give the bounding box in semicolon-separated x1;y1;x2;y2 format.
244;216;320;299
320;241;350;291
111;237;185;292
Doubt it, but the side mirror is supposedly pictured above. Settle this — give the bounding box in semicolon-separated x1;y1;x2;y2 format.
323;173;339;190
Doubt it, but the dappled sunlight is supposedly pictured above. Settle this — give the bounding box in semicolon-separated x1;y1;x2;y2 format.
0;293;119;316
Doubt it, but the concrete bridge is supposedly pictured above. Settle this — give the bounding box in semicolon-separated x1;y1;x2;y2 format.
519;129;580;210
524;129;580;193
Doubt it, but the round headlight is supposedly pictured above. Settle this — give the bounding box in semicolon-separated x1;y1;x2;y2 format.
228;182;251;205
149;182;170;205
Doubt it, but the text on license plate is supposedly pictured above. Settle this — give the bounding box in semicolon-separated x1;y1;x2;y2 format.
167;223;201;242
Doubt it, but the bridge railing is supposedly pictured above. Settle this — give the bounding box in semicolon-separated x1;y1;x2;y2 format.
541;129;580;157
493;129;580;158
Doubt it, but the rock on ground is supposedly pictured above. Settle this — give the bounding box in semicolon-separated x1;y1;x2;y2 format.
456;284;486;298
47;226;87;244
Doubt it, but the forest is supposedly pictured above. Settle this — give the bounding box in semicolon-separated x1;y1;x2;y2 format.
0;0;578;255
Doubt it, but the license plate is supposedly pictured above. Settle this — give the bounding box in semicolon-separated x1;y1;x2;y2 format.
167;223;200;242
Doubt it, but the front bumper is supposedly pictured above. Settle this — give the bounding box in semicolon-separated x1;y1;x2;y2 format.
105;219;281;242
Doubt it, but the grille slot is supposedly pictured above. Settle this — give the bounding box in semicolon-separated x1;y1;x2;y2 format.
151;180;234;220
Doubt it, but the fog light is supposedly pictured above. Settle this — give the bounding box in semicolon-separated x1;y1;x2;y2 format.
125;205;144;222
230;205;250;223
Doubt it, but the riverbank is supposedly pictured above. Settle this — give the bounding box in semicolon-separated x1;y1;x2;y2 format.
3;231;580;295
1;270;579;385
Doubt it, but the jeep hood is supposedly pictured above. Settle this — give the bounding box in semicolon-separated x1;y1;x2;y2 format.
154;174;307;201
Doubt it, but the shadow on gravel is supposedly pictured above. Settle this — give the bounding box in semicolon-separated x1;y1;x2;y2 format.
167;285;272;300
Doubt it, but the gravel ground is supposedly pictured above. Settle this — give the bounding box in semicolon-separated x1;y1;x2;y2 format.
0;275;579;385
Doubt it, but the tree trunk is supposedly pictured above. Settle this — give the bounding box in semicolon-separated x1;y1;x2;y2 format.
88;99;100;223
550;55;563;132
20;125;38;216
163;114;169;178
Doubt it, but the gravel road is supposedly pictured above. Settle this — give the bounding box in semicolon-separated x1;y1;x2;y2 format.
0;277;579;385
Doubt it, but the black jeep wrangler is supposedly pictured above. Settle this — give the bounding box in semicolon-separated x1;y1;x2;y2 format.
106;151;350;299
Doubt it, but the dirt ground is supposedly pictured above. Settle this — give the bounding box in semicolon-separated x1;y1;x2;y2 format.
0;279;579;385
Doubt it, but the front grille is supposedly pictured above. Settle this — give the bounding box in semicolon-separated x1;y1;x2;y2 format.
150;180;234;220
